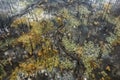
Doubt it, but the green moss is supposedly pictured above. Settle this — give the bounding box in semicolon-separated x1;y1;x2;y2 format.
59;8;80;28
0;38;16;51
115;17;120;37
0;64;6;79
106;33;117;44
62;36;78;52
82;41;101;79
59;58;74;70
78;5;91;15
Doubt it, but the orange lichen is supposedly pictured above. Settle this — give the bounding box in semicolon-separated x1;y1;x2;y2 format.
76;47;83;57
19;63;36;73
37;50;42;57
89;60;98;69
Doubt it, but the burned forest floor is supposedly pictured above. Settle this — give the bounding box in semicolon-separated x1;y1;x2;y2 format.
0;0;120;80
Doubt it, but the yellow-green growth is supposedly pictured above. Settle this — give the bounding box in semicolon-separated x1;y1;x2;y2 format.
82;41;100;79
10;54;73;80
0;64;6;79
62;36;78;52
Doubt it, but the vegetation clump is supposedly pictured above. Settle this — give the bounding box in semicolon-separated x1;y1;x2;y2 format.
0;64;6;79
10;54;74;80
81;41;101;79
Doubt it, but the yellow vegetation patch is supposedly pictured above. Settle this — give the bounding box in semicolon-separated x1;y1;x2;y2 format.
76;47;83;57
106;66;111;71
11;17;28;27
89;60;99;69
112;38;120;46
14;19;55;54
10;54;72;79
